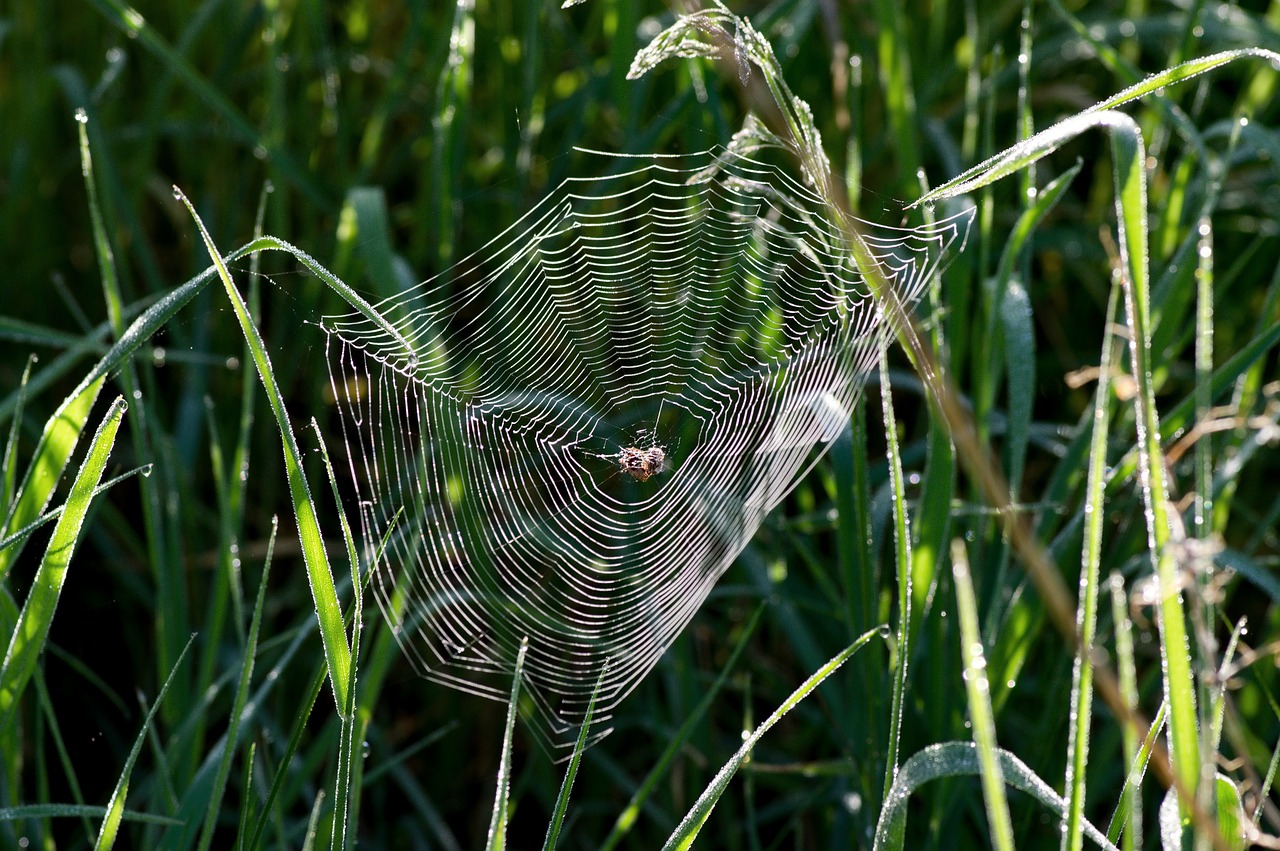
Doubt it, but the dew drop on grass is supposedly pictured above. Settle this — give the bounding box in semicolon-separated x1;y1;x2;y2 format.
877;624;892;640
171;185;183;201
74;107;88;124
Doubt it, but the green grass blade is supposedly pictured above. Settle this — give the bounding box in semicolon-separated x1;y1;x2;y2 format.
1106;701;1168;847
94;634;194;851
660;626;881;851
0;804;181;828
873;741;1120;851
486;637;529;851
879;348;913;804
173;187;352;714
0;394;125;734
1109;118;1201;822
950;538;1015;851
1064;280;1121;851
0;374;106;577
913;49;1280;208
194;519;276;851
542;665;606;851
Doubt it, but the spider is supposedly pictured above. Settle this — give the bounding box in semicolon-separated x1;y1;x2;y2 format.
616;445;667;482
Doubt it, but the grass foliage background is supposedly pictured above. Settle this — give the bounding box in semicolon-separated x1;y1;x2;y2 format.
3;0;1280;848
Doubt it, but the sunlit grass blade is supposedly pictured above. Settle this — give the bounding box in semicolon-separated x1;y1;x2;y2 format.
173;187;352;714
486;637;528;851
1108;116;1202;825
94;634;194;850
913;49;1280;208
950;538;1014;851
1064;280;1121;851
879;347;912;804
194;519;276;851
0;374;105;577
660;626;881;851
598;602;764;851
0;394;125;733
1106;701;1168;848
873;741;1120;851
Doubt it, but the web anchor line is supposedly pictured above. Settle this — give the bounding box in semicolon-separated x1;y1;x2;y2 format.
321;146;973;752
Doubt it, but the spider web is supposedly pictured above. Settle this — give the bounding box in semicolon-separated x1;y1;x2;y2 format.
321;144;971;751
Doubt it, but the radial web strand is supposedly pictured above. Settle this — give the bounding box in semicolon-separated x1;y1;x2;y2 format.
321;146;971;751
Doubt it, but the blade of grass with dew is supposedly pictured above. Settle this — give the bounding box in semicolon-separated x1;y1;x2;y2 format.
659;626;881;851
874;741;1121;851
94;634;194;851
908;78;1214;825
950;538;1015;851
879;346;913;806
0;374;105;577
913;50;1280;209
313;418;364;851
1107;701;1169;847
486;638;529;851
0;805;180;829
1109;113;1202;823
598;602;764;851
236;741;256;851
194;519;276;851
0;467;149;555
0;395;125;734
1064;278;1122;851
173;187;352;713
542;665;606;851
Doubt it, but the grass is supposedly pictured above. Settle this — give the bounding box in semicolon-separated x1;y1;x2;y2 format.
3;0;1280;848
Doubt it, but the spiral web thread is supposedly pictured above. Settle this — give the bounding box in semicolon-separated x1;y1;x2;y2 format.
322;145;971;751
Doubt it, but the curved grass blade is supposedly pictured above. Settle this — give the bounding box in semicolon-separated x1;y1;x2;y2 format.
95;634;194;850
660;626;881;851
912;49;1280;208
0;395;125;734
174;188;351;714
873;741;1119;851
486;638;529;851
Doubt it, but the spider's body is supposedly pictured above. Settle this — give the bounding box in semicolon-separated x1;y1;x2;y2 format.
617;446;667;482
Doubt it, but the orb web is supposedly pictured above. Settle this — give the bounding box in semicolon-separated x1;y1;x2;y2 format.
321;145;971;751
